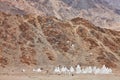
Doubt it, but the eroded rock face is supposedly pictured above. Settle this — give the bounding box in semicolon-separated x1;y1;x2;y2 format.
0;12;120;69
0;0;120;30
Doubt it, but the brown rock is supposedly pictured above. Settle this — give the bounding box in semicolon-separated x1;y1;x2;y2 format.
0;12;120;69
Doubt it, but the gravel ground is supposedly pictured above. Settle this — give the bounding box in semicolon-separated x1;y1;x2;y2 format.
0;73;120;80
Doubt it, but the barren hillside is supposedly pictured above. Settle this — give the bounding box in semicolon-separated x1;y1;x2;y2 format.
0;12;120;71
0;0;120;30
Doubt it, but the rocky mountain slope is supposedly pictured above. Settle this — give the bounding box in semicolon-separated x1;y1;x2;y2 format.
0;12;120;70
0;0;120;30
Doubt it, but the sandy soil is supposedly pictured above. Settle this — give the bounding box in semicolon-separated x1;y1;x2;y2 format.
0;68;120;80
0;73;120;80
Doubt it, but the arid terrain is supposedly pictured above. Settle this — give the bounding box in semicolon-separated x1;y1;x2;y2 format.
0;12;120;68
0;72;120;80
0;0;120;80
0;0;120;30
0;11;120;77
0;75;119;80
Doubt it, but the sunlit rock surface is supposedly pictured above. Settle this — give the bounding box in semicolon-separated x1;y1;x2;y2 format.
0;0;120;30
0;12;120;71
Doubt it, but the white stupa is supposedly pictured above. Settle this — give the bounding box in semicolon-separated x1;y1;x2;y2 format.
36;68;42;72
70;66;75;73
54;67;58;73
92;66;97;73
94;68;101;74
54;67;61;74
100;65;112;74
61;66;67;74
85;66;92;73
33;68;42;72
82;68;88;74
76;65;82;74
108;68;112;73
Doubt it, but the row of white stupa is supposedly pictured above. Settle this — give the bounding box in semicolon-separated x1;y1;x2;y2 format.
54;65;112;74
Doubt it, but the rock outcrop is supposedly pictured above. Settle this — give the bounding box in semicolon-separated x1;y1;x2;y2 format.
0;0;120;30
0;12;120;69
